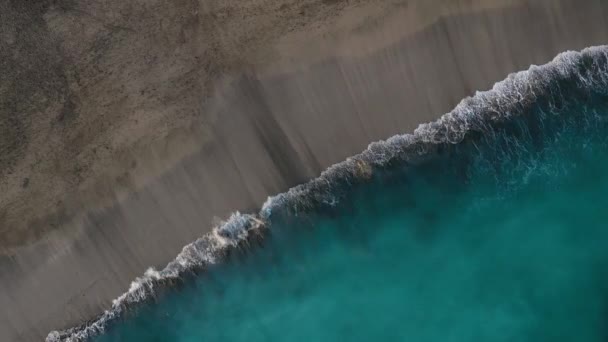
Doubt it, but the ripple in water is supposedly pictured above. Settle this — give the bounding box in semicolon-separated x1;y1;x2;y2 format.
52;47;608;342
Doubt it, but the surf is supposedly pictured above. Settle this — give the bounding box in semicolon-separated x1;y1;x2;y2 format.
47;45;608;342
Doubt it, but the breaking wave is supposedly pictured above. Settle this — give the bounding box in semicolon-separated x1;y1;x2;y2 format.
46;45;608;342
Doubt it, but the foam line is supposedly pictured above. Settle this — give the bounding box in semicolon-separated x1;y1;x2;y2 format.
47;45;608;342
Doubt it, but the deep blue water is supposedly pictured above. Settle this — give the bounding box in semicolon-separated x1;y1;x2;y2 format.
49;47;608;342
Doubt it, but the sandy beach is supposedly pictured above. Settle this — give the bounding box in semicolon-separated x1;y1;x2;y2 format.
1;0;608;340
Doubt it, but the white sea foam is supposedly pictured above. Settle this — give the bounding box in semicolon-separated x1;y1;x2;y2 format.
47;45;608;342
46;212;264;342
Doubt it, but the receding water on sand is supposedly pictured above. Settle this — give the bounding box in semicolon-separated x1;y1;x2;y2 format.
95;114;608;341
50;47;608;342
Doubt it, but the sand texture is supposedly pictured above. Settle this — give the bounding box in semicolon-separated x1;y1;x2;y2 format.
1;0;608;340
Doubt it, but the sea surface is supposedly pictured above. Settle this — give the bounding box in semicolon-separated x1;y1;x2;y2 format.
49;47;608;341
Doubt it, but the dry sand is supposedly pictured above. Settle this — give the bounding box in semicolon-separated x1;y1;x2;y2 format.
1;0;608;341
0;0;521;251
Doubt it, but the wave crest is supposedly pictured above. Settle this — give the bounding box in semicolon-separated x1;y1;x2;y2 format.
47;45;608;342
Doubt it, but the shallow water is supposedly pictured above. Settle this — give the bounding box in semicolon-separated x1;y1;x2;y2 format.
94;92;608;341
41;47;608;342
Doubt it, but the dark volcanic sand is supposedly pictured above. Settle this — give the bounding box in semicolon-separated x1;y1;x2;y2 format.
1;0;608;341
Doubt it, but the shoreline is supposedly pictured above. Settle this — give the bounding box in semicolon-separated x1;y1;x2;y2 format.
50;44;608;341
2;0;608;341
0;0;520;254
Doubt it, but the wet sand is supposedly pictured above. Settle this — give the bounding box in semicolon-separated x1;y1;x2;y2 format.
1;0;608;341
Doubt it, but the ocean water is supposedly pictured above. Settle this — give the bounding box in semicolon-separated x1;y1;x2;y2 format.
49;47;608;342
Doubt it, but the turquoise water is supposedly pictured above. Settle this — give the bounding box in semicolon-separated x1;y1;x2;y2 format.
97;96;608;340
51;48;608;342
